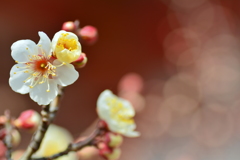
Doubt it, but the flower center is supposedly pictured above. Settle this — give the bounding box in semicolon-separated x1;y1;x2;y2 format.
14;47;65;92
40;63;45;68
57;33;78;51
33;59;49;73
107;97;134;125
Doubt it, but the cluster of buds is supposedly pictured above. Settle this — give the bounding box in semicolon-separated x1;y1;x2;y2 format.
62;20;98;45
61;20;97;69
94;121;122;160
98;132;123;160
0;114;22;151
0;110;41;158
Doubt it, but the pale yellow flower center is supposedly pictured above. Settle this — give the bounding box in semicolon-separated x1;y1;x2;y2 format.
106;97;134;124
57;33;78;51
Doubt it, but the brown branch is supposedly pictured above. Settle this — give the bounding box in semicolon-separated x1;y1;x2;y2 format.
3;128;13;160
19;86;64;160
31;123;104;160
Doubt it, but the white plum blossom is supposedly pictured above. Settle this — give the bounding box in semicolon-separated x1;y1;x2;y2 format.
9;32;79;105
52;30;82;63
97;90;140;137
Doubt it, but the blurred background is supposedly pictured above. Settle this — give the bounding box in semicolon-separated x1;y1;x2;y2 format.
1;0;240;159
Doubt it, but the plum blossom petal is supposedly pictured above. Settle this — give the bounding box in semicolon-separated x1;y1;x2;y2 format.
11;40;37;62
37;32;51;56
9;64;30;94
53;60;79;86
97;90;140;137
29;80;58;105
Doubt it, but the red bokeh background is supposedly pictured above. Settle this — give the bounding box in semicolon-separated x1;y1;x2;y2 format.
1;0;240;160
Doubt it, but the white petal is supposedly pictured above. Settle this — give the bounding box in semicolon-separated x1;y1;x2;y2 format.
9;64;30;94
121;100;135;116
97;90;113;108
37;32;51;56
10;63;26;76
52;30;66;49
29;80;58;105
97;90;115;119
123;130;140;137
11;40;37;62
53;60;79;86
65;31;79;40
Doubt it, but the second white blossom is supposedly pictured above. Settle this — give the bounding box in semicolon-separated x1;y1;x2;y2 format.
97;90;140;137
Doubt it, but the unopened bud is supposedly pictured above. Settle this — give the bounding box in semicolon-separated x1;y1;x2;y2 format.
0;116;6;126
0;129;6;140
14;110;41;131
77;146;99;159
98;143;112;156
11;129;21;147
79;25;98;45
0;141;6;157
62;21;76;32
72;53;87;68
105;133;123;148
104;148;121;160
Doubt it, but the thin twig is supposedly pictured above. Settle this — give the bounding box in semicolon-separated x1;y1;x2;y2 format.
3;110;13;160
32;123;103;160
20;86;64;160
3;129;13;160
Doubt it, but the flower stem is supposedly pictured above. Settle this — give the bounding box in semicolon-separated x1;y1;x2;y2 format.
3;111;13;160
19;87;64;160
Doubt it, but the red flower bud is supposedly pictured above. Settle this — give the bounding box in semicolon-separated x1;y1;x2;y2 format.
62;21;76;32
0;141;6;157
71;53;87;68
0;116;6;126
14;110;41;131
98;143;112;156
78;25;98;45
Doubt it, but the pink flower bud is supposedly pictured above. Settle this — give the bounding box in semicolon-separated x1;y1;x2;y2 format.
0;116;6;126
98;143;112;156
105;133;123;148
0;141;6;158
62;21;76;32
71;53;88;68
14;110;41;131
78;25;98;45
0;129;6;140
77;146;99;159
